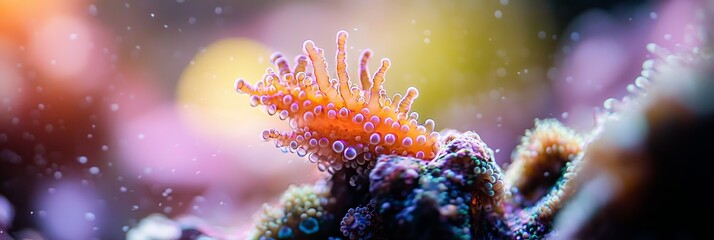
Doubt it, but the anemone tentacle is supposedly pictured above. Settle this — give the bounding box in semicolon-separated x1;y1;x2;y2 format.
236;31;440;173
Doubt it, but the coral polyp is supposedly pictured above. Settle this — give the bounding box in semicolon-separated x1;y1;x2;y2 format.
251;183;332;239
235;31;440;173
505;119;584;205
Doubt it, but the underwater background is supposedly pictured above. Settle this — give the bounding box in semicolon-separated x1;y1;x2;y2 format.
1;0;711;239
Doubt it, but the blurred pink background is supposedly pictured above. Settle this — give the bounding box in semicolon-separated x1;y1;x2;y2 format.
0;0;707;238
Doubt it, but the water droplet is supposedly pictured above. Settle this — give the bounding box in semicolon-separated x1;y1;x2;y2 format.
496;68;507;77
78;156;88;164
85;212;96;221
89;166;100;175
88;4;98;16
570;32;580;42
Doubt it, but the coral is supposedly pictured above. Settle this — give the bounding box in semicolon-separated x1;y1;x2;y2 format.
225;31;713;240
369;131;506;239
508;152;584;239
235;31;440;176
339;200;379;239
126;214;182;240
553;41;714;239
368;155;423;196
505;119;584;205
234;31;576;240
250;182;333;239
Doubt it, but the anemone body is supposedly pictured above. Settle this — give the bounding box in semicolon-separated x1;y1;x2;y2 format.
235;31;440;175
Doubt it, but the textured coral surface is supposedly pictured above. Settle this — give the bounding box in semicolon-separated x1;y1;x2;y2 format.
232;31;712;239
232;32;593;240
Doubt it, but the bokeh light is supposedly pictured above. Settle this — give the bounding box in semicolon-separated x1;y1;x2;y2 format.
1;0;711;239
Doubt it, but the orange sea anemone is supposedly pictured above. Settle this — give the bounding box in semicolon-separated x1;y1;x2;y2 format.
235;31;440;174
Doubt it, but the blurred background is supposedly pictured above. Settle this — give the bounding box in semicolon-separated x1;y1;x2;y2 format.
0;0;707;239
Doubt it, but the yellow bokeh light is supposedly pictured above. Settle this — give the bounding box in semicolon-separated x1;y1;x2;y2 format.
176;38;279;146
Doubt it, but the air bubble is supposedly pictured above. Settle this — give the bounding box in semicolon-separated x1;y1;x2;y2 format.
297;147;307;157
333;162;343;170
416;135;427;145
400;125;410;133
353;113;364;123
314;105;324;115
338;107;349;118
402;137;413;147
249;95;260;107
308;153;319;163
283;95;293;105
370;116;380;124
369;133;381;145
363;122;375;133
344;147;357;160
409;112;419;120
318;138;329;147
279;110;289;120
332;141;345;153
267;105;277;115
384;133;396;145
299;112;313;122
